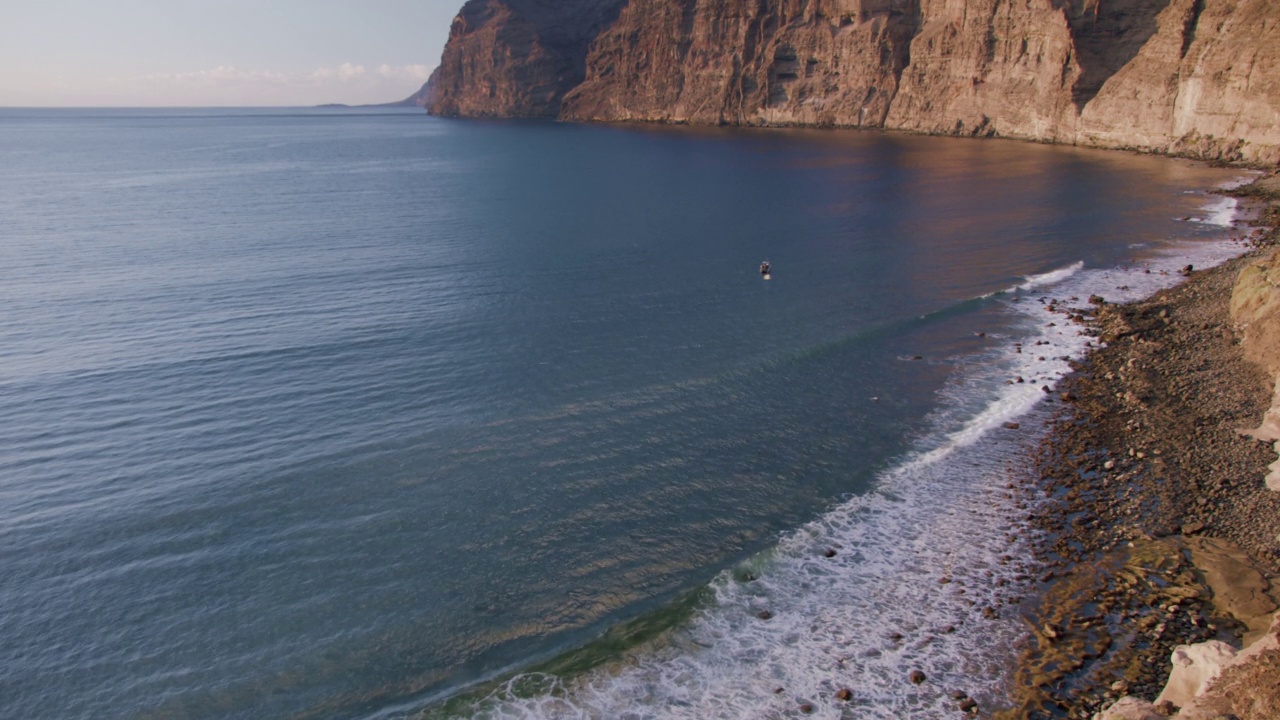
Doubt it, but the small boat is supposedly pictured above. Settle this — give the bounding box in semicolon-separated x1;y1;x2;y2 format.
760;261;771;279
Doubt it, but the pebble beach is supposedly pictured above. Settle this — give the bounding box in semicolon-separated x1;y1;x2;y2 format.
998;177;1280;719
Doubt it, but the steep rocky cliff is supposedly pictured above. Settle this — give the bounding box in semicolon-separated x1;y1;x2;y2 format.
1231;176;1280;490
424;0;626;117
560;0;920;128
424;0;1280;164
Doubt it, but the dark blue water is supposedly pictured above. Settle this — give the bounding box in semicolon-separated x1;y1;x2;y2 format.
0;108;1239;719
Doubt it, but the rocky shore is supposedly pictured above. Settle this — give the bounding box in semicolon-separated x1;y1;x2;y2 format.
995;177;1280;719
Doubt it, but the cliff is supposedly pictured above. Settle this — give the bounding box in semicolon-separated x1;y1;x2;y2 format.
1231;176;1280;490
423;0;626;118
424;0;1280;164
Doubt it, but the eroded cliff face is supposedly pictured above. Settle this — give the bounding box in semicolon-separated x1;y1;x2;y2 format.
425;0;626;117
561;0;920;127
425;0;1280;164
1231;177;1280;490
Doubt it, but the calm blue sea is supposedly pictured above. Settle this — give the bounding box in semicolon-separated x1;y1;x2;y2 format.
0;108;1243;719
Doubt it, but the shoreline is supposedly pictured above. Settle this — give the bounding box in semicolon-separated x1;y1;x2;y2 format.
998;176;1280;719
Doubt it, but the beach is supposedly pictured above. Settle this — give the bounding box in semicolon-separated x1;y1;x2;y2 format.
3;108;1272;718
998;175;1280;719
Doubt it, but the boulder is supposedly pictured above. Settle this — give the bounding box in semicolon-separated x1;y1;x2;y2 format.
1153;614;1280;720
1154;640;1238;709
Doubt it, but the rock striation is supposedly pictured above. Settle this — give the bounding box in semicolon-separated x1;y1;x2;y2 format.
423;0;1280;164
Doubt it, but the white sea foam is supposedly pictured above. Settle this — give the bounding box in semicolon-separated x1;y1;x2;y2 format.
1196;196;1240;228
425;196;1250;720
1217;174;1261;192
979;260;1084;299
1010;261;1085;293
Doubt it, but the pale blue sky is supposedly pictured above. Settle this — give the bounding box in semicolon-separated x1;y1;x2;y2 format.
0;1;463;106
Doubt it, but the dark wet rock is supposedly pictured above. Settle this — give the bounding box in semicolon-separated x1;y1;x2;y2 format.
756;610;773;620
909;669;927;684
799;702;813;713
823;548;837;558
1004;422;1022;430
835;688;852;701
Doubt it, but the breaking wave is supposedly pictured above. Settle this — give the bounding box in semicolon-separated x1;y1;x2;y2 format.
400;195;1249;720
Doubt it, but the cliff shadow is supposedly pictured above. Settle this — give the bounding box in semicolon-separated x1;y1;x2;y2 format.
1054;0;1172;111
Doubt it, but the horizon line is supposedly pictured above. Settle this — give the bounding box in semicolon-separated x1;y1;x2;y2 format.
0;103;423;110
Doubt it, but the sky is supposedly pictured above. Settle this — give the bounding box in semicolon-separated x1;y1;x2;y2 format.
0;1;463;107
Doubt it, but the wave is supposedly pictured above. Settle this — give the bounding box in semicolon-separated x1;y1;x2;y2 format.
973;261;1086;301
397;227;1249;720
1008;260;1085;294
1195;196;1240;228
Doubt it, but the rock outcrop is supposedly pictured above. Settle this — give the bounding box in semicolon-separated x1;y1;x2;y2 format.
1096;614;1280;720
1232;248;1280;378
1231;177;1280;489
424;0;1280;164
1154;640;1238;709
1170;613;1280;720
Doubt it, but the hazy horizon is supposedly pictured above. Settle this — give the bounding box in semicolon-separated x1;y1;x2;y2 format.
0;1;460;108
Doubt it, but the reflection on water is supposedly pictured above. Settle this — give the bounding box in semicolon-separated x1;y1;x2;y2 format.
0;108;1240;720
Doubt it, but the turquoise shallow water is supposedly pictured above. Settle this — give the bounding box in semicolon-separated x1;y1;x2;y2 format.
0;108;1241;719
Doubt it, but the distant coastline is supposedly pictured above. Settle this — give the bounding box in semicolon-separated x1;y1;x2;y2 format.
315;98;420;110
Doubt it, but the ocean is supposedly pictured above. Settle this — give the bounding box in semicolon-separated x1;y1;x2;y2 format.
0;107;1246;719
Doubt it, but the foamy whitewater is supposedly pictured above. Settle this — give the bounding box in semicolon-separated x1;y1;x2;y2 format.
418;192;1253;720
